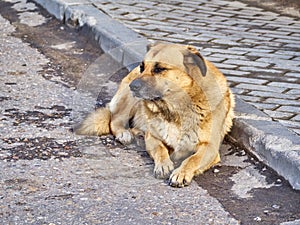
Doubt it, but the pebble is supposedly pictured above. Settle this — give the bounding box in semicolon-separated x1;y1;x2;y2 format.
253;216;262;221
213;168;220;173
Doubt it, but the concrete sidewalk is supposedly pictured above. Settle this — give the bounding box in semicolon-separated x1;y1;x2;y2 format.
33;0;300;190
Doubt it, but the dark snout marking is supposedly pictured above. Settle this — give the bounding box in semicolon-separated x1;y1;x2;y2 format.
129;78;143;92
129;78;162;101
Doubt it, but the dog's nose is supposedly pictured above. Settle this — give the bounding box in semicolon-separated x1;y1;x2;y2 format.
129;79;143;92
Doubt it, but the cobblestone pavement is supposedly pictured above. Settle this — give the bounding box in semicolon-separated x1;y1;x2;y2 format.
91;0;300;135
1;1;300;224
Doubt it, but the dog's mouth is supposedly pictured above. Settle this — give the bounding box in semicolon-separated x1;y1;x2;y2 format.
131;90;162;101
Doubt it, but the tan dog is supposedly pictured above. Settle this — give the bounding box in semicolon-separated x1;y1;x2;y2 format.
76;42;235;187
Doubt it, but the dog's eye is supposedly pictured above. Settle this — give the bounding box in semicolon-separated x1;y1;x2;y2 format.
153;64;166;74
140;62;145;73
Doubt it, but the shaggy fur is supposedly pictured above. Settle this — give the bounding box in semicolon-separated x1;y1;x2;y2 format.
76;42;235;188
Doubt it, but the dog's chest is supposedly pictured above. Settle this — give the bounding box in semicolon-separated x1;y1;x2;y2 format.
149;118;197;152
149;119;180;145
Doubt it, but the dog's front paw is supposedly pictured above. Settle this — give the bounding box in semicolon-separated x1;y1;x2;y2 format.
115;130;133;144
154;159;174;179
169;167;193;188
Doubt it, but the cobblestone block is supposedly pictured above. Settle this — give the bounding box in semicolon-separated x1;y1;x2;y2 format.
256;57;300;71
291;115;300;121
263;110;295;120
230;87;246;95
292;129;300;135
212;63;238;70
249;91;298;100
224;59;270;68
277;106;300;114
239;95;262;102
275;50;300;57
277;120;300;129
285;89;300;95
235;83;287;93
231;47;274;53
219;69;250;76
238;67;282;74
264;98;300;107
246;52;292;60
211;39;241;46
254;75;297;83
212;48;247;55
226;76;268;85
268;82;300;89
225;1;247;8
251;102;279;110
284;43;300;49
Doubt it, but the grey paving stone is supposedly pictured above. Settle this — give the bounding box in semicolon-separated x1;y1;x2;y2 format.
263;110;295;120
249;91;298;100
268;82;300;89
226;76;268;85
291;115;300;121
285;89;300;95
212;63;238;70
231;47;274;53
236;84;287;93
277;120;300;129
220;69;250;76
246;52;292;60
238;67;283;74
239;95;262;102
277;106;300;114
251;102;279;110
230;87;246;95
224;59;271;68
235;83;287;93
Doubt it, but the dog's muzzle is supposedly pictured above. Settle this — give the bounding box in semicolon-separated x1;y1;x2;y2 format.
129;78;162;101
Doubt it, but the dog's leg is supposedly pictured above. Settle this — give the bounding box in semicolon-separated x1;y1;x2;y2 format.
169;142;220;188
145;132;174;179
109;85;138;144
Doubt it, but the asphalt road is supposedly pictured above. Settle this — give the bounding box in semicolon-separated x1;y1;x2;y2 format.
0;1;299;224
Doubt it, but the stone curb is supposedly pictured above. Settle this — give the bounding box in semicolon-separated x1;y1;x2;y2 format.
33;0;300;190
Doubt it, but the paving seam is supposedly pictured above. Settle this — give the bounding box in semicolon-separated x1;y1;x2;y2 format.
33;0;300;190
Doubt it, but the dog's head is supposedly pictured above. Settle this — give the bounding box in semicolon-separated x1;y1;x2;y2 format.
129;42;207;101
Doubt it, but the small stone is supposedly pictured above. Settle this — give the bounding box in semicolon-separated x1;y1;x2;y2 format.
213;168;220;173
254;216;262;221
275;179;282;186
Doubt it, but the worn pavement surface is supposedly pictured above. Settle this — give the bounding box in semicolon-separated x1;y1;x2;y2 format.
32;0;300;191
1;1;300;224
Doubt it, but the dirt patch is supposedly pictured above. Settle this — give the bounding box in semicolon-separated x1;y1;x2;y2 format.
0;1;105;161
0;0;103;88
195;141;300;225
2;137;81;161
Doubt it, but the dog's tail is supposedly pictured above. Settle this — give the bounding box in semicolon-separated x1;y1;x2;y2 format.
75;107;111;136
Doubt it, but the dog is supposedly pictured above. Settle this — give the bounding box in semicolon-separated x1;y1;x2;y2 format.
76;42;235;188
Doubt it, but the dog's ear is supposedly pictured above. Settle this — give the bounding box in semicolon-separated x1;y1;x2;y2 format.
146;41;165;52
183;46;207;77
147;43;154;52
